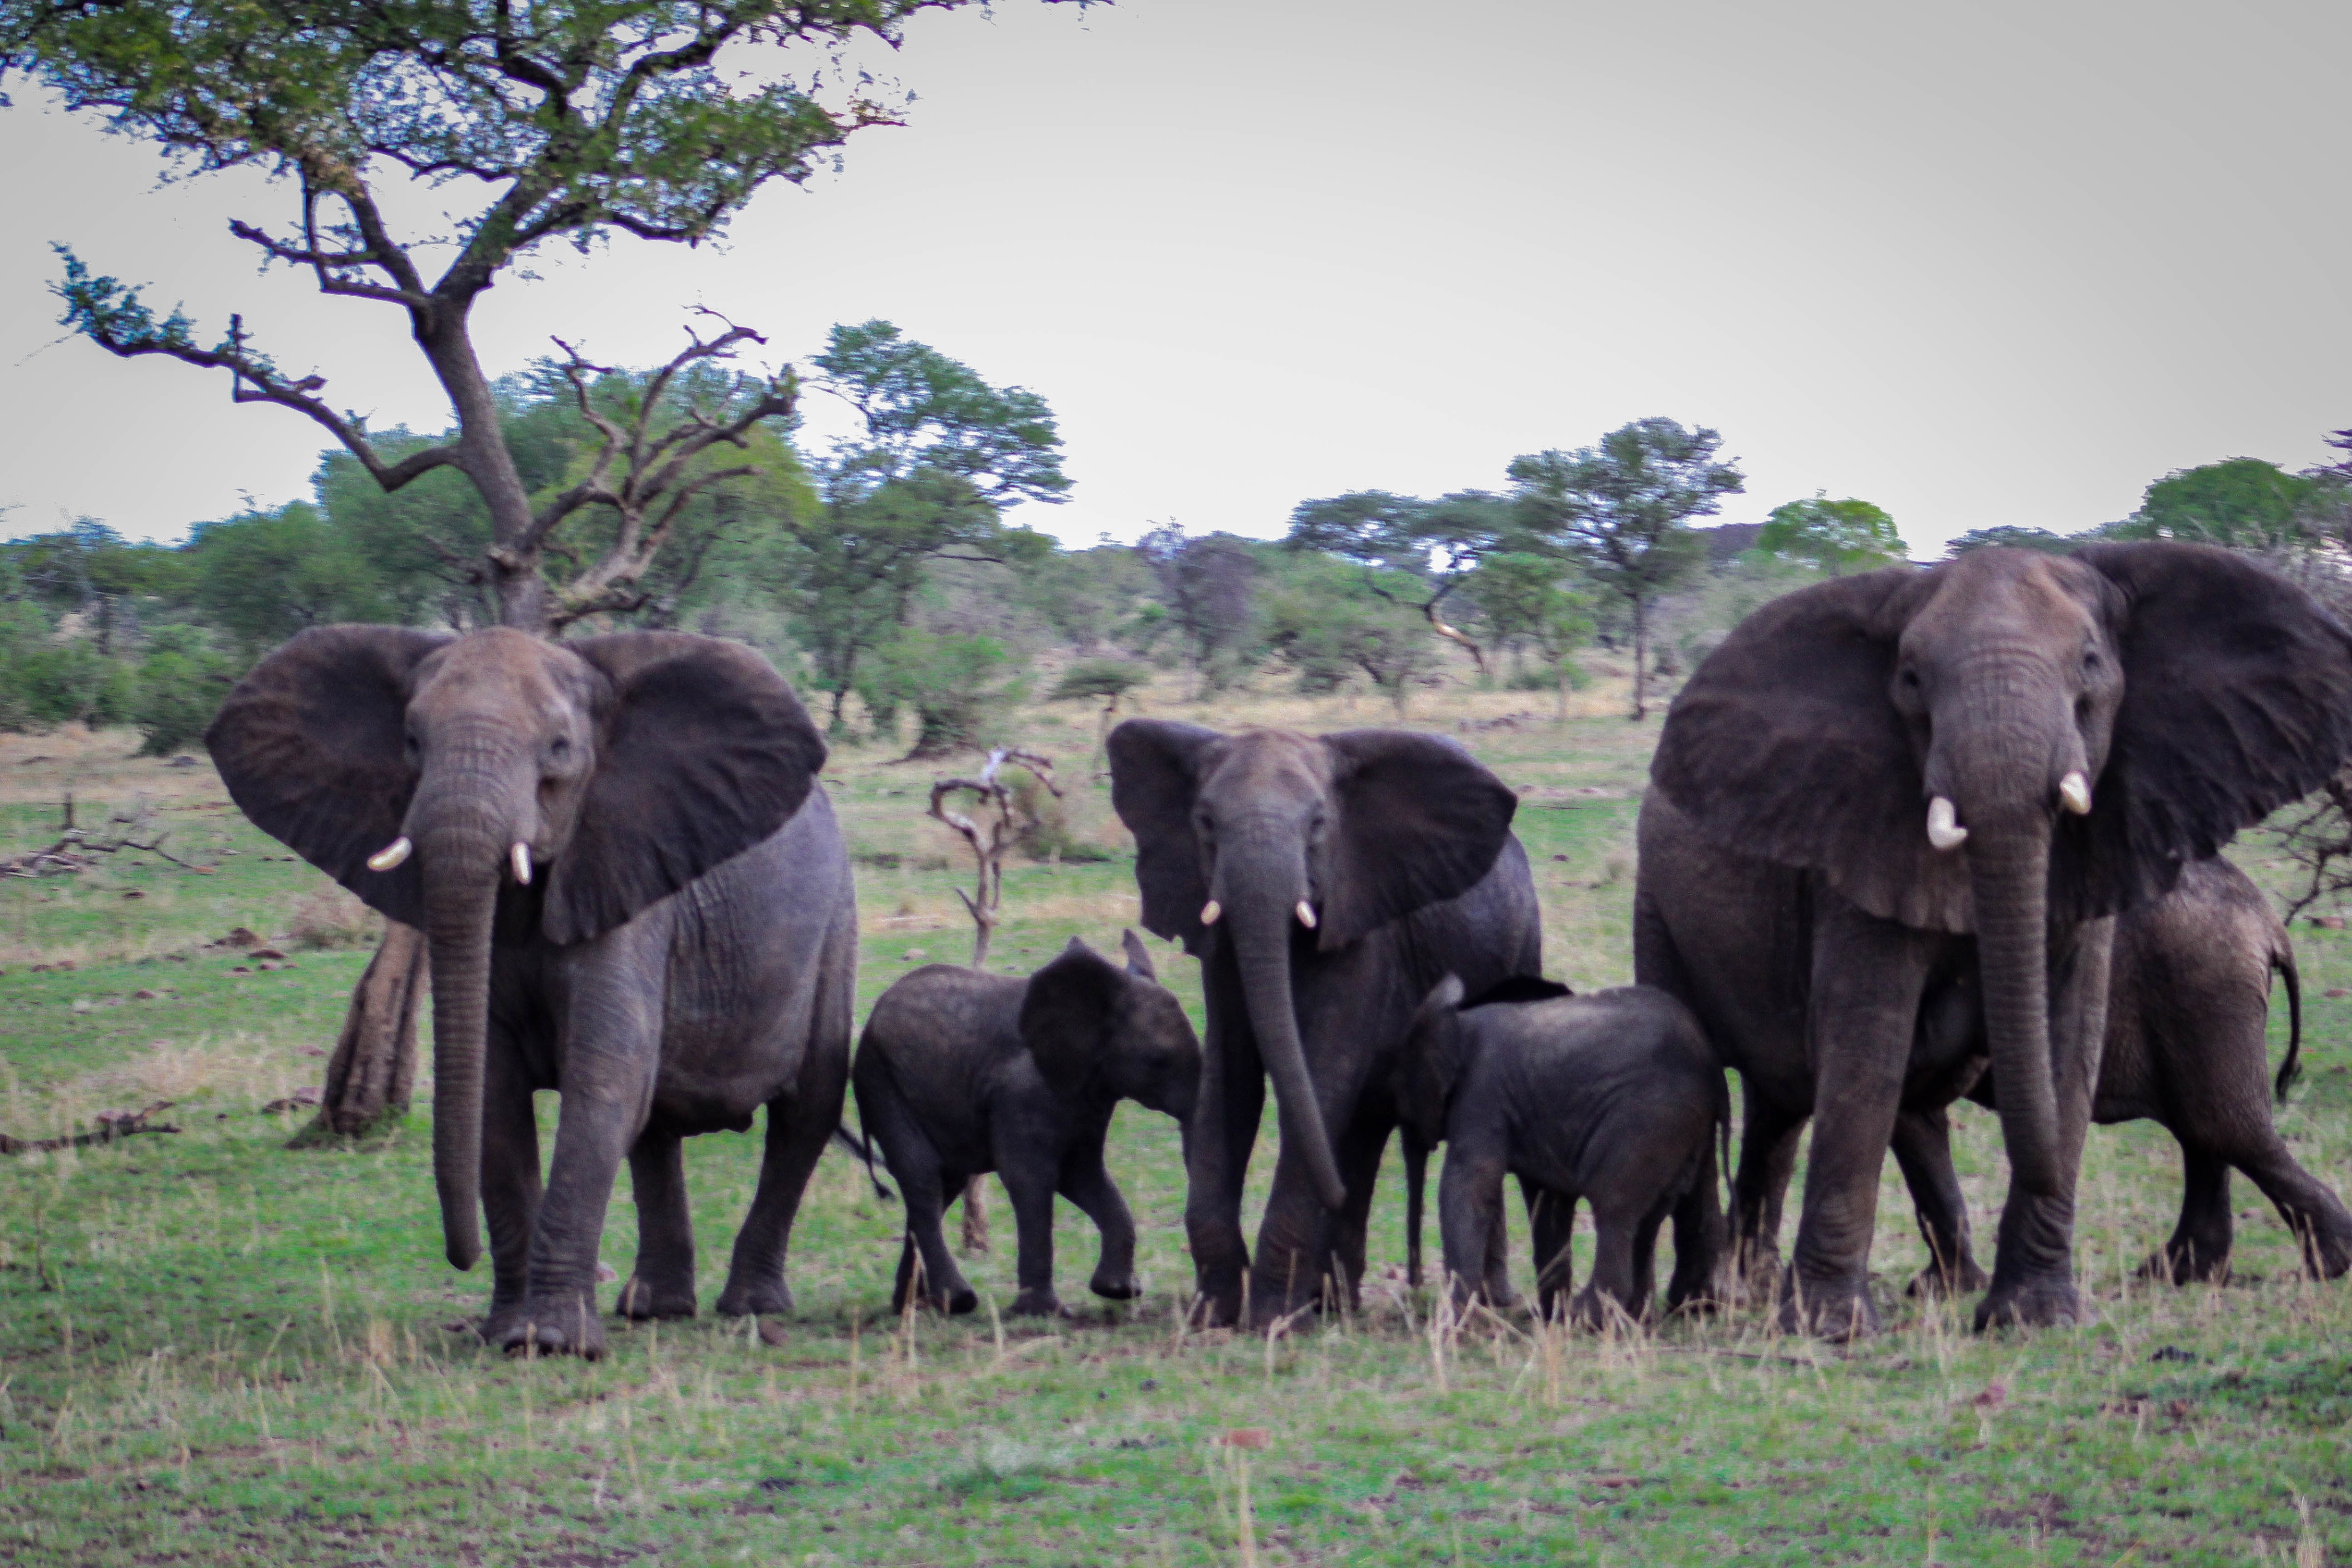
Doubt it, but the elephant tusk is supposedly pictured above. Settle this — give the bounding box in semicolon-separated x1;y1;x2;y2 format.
366;836;412;872
2059;771;2092;816
1927;797;1969;851
1200;899;1221;925
1296;900;1318;929
511;842;533;886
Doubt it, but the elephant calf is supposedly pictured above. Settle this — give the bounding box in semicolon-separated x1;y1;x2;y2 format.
1895;855;2352;1290
1397;975;1727;1325
853;933;1200;1317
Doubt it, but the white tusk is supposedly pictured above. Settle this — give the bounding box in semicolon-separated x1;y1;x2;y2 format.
1296;900;1318;929
511;842;533;886
1200;899;1221;925
366;836;412;872
2059;771;2092;816
1927;797;1969;852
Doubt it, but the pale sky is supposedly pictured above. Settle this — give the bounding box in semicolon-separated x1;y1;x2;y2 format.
2;0;2346;556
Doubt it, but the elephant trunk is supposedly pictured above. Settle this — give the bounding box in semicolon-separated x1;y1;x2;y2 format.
417;798;510;1272
1220;831;1347;1211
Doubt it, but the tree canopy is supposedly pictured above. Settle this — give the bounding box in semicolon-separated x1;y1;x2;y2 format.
1508;418;1744;718
1751;493;1905;571
2120;457;2331;550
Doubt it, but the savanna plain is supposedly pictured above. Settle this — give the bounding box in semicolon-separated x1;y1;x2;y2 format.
0;677;2347;1567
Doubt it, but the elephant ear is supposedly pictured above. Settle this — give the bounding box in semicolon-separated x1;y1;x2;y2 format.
1019;938;1126;1094
204;624;452;928
1319;730;1519;948
543;632;828;945
1462;975;1574;1008
2062;541;2352;920
1649;566;1972;930
1107;719;1223;956
1118;928;1158;982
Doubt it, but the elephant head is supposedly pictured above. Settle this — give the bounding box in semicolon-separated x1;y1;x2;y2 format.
1394;974;1575;1149
1652;542;2352;1198
206;625;825;1271
1107;722;1519;1210
1019;933;1202;1123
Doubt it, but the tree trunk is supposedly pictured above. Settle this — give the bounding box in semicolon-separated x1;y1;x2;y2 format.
288;922;428;1147
1630;592;1649;721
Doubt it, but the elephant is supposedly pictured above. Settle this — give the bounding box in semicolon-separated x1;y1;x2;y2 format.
1108;720;1541;1326
1394;974;1727;1325
1636;543;2352;1336
1734;854;2351;1296
207;625;855;1358
850;932;1201;1317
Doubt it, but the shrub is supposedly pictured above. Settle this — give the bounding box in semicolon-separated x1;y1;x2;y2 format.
133;628;234;757
858;632;1027;760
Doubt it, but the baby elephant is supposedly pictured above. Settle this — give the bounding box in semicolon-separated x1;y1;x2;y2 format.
853;932;1200;1317
1398;975;1727;1325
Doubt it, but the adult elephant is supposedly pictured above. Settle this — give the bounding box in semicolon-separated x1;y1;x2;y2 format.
1109;721;1540;1325
208;626;855;1357
1637;543;2352;1337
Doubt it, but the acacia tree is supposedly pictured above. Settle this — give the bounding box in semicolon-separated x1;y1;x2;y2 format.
1509;418;1744;720
3;0;1023;632
1283;489;1515;673
780;321;1067;731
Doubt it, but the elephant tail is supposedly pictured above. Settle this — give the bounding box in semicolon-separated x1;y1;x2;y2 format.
833;1123;897;1202
2272;936;2304;1102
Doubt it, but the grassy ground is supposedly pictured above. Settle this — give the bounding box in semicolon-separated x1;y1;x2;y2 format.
0;676;2348;1565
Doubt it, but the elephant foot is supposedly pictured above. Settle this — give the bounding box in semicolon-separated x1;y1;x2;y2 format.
1008;1288;1067;1318
1188;1287;1243;1329
1906;1258;1991;1300
2138;1243;2229;1287
2289;1213;2352;1280
1972;1276;2091;1332
890;1282;979;1316
499;1296;608;1360
617;1274;698;1321
1776;1274;1879;1341
1569;1287;1647;1332
1088;1270;1141;1301
715;1276;793;1319
1664;1275;1726;1316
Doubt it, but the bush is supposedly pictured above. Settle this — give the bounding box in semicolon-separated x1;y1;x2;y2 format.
858;632;1027;760
133;627;234;756
288;887;378;950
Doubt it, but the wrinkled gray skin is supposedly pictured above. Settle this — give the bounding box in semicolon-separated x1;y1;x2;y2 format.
852;932;1201;1317
1639;544;2352;1337
1737;856;2352;1295
1396;975;1728;1325
1109;722;1541;1326
207;626;853;1359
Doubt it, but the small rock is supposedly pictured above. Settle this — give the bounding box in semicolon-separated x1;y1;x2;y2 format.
2149;1344;2196;1363
758;1319;790;1347
1553;853;1569;862
2327;988;2349;1000
133;989;157;1000
56;960;73;972
297;1045;327;1057
904;948;927;962
250;948;287;961
166;755;198;769
1971;1381;2008;1411
2314;916;2345;930
121;889;145;900
230;966;251;975
1218;1428;1271;1450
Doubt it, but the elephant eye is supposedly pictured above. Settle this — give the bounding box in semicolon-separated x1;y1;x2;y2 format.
548;736;571;761
1899;668;1921;690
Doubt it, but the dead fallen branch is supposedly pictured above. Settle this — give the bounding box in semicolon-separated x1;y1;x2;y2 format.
0;1101;180;1155
926;747;1061;969
1;794;202;877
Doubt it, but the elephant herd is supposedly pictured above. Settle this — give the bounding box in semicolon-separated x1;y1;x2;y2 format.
205;541;2352;1355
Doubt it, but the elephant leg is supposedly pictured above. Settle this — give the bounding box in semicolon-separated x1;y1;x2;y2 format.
1004;1162;1065;1318
1436;1144;1505;1314
2143;1144;2233;1284
717;908;855;1319
1060;1152;1141;1303
1976;917;2112;1332
1731;1085;1804;1290
1891;1106;1989;1298
1184;1023;1262;1326
1666;1127;1727;1314
1322;1113;1394;1315
1574;1202;1642;1330
509;1045;658;1360
1402;1126;1430;1290
478;1043;542;1346
1525;1181;1576;1323
861;1080;975;1315
1631;1200;1670;1323
619;1130;698;1320
2232;1131;2352;1280
1783;904;1936;1340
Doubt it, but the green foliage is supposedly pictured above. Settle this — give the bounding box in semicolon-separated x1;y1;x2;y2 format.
1466;552;1592;710
1262;553;1440;712
132;626;234;756
857;631;1026;759
187;502;389;656
1752;493;1906;571
1510;418;1744;717
1048;659;1150;705
784;324;1068;727
1944;525;2077;556
2120;457;2332;549
1133;524;1261;693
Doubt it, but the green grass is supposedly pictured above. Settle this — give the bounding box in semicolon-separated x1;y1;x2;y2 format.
1;699;2349;1565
